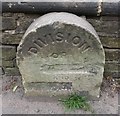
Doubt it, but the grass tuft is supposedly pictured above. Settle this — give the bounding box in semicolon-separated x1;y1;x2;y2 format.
59;94;91;111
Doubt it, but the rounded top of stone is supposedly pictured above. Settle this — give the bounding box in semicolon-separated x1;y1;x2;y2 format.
23;12;99;41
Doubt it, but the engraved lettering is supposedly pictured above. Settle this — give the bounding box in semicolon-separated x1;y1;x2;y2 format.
78;41;90;52
61;52;66;57
78;41;86;49
51;53;58;58
72;36;81;46
82;44;90;53
28;47;38;54
50;52;66;58
55;32;64;43
17;14;104;98
83;43;90;50
33;40;43;48
28;32;90;54
38;37;48;46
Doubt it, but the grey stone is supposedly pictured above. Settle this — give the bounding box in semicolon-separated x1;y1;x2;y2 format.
4;68;21;76
87;18;119;35
105;62;120;72
99;36;120;48
104;71;120;78
1;45;16;61
104;62;120;78
2;17;17;30
105;49;120;62
17;12;105;98
2;60;14;68
15;14;40;34
2;33;23;45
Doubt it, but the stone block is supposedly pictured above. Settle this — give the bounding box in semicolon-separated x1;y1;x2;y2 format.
100;36;120;48
17;12;105;98
105;49;120;62
2;17;17;30
24;82;72;97
15;14;40;34
4;68;21;76
105;62;119;72
2;60;14;68
2;33;22;45
100;16;118;21
104;62;120;78
104;71;120;78
1;45;16;61
87;17;119;35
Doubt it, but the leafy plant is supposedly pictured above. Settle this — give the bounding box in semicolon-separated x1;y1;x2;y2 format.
59;93;91;111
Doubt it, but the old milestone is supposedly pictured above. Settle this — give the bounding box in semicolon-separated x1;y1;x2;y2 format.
16;12;105;98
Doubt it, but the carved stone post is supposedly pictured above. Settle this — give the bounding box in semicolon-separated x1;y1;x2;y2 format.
16;12;105;98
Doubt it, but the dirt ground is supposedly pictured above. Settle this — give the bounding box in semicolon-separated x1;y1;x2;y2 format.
1;75;120;114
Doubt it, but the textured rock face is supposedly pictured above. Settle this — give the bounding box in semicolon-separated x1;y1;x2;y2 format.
16;12;105;98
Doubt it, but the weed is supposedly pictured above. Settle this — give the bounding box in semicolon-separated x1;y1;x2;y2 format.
59;93;91;112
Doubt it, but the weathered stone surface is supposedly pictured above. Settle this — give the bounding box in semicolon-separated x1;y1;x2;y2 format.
100;36;120;48
4;68;21;76
105;63;120;72
24;82;72;97
104;71;120;78
104;62;120;78
2;33;23;45
2;17;17;31
2;60;14;68
105;49;120;62
100;16;118;21
15;14;40;34
87;18;119;35
17;12;105;98
1;46;16;61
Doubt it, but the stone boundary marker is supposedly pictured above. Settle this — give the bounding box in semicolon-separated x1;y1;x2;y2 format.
16;12;105;98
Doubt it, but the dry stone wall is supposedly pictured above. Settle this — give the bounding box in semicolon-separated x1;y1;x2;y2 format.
1;13;120;83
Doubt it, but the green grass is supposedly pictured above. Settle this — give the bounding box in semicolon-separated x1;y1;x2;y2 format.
59;94;91;111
